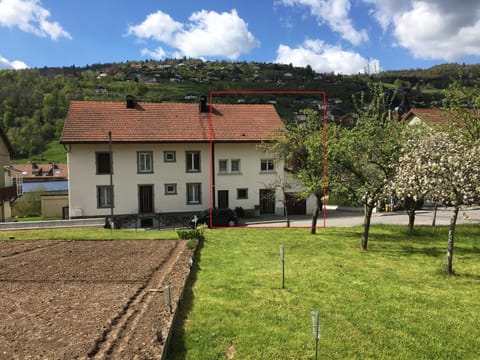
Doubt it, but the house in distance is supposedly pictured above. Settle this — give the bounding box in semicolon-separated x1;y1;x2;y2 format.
60;96;304;227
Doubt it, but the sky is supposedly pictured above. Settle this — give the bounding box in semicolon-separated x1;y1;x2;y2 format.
2;0;480;74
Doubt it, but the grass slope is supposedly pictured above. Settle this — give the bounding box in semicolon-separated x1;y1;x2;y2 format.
171;225;480;359
12;140;67;164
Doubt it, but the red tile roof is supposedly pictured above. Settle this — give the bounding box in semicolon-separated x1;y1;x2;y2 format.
60;101;284;143
403;107;480;127
10;163;68;181
403;108;452;125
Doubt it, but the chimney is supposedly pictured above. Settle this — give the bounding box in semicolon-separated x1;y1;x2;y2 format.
199;95;208;113
126;95;137;109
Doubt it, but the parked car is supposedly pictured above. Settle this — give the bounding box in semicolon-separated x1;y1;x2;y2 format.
190;208;238;227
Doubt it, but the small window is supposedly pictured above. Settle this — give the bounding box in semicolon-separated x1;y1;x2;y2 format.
187;183;201;204
186;151;201;172
97;185;113;208
165;183;177;195
218;159;228;173
164;151;176;162
231;159;240;173
237;188;248;199
96;152;111;174
261;159;275;172
137;152;153;173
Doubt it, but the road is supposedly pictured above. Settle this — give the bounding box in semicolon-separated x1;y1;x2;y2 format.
245;207;480;228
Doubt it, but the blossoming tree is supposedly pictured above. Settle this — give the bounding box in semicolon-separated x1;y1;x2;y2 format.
391;130;480;274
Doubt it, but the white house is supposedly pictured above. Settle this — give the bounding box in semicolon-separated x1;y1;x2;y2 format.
60;97;292;226
0;129;23;221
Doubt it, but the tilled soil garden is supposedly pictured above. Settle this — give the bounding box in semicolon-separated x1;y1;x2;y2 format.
0;239;194;359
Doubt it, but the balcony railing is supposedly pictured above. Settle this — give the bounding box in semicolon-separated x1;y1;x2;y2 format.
0;185;20;203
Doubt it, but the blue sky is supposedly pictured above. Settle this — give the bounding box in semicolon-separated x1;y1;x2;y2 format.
2;0;480;74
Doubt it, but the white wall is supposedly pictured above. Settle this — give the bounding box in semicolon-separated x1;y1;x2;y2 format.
68;142;283;217
213;143;283;212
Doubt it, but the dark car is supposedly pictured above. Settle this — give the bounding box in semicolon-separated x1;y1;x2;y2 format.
191;208;238;227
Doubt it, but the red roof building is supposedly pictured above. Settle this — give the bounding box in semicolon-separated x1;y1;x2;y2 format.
61;100;283;144
60;98;289;225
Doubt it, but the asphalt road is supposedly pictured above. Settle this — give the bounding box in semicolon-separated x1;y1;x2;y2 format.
245;207;480;228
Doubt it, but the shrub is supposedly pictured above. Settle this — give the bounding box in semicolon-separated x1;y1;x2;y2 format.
177;226;205;241
234;206;245;217
12;189;44;218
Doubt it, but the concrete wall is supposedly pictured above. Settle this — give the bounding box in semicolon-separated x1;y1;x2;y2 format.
41;194;69;218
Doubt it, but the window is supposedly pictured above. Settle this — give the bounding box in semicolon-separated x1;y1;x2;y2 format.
187;183;201;204
186;151;201;172
165;183;177;195
218;159;228;173
218;159;240;174
164;151;176;162
96;152;111;174
97;185;113;208
231;159;241;173
261;159;275;172
137;152;153;173
237;188;248;199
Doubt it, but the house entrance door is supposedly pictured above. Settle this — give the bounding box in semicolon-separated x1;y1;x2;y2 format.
139;185;154;213
218;190;229;208
259;189;275;214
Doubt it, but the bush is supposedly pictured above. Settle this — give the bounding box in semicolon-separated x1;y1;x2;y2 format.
177;226;205;241
243;209;258;218
234;206;245;217
12;189;44;218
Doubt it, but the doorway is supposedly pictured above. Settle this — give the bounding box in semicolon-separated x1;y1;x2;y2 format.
259;189;275;214
138;185;154;214
218;190;229;209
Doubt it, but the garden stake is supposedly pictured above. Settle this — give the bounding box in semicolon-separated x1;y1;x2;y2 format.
279;245;285;289
311;311;320;360
164;285;172;313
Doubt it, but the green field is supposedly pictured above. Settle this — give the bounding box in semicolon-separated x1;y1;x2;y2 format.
12;140;67;164
0;227;178;241
170;225;480;359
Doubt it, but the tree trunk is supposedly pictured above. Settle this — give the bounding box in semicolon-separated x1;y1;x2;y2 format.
310;194;322;235
407;209;416;234
446;205;459;275
432;202;438;227
284;196;290;228
361;202;374;251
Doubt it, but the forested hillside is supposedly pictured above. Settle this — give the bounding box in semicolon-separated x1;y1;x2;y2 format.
0;59;476;161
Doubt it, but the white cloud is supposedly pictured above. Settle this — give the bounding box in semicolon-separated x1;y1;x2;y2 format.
0;55;28;69
0;0;71;40
127;9;260;60
278;0;368;45
365;0;480;61
141;47;167;60
127;11;182;43
276;39;380;74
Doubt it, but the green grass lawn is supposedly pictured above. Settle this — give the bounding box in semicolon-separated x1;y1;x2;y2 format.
170;225;480;359
0;227;179;241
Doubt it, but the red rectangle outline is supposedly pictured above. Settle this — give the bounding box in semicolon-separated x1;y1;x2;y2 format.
208;90;327;229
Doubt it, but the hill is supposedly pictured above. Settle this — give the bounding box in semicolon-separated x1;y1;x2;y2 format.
0;59;475;162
